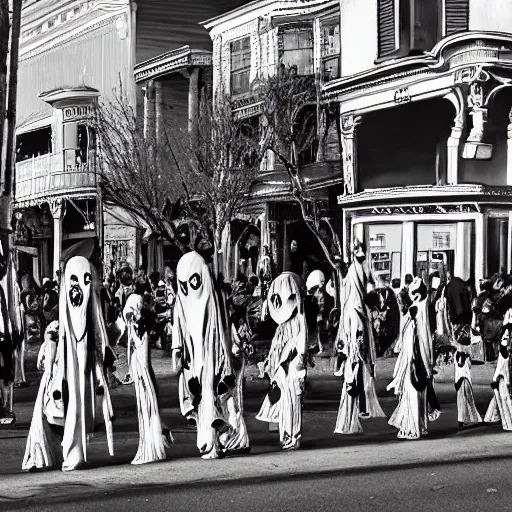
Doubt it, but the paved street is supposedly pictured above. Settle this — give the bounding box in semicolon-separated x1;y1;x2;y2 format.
0;349;511;511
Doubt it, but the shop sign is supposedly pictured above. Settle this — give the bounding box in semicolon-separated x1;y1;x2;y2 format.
63;105;93;122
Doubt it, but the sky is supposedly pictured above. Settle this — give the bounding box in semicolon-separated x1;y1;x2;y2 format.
136;0;253;63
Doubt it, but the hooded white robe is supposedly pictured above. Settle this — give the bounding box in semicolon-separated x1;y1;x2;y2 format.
256;272;307;450
172;251;249;459
26;257;115;471
335;258;385;435
124;294;168;464
484;312;512;430
22;321;60;470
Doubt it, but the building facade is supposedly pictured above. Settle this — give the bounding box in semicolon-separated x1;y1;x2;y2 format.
201;0;344;277
14;0;137;282
324;0;512;290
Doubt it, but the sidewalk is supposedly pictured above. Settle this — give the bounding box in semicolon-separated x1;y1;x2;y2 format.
0;348;506;507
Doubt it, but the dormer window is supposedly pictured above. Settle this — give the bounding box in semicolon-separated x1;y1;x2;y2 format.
278;24;314;76
231;37;251;96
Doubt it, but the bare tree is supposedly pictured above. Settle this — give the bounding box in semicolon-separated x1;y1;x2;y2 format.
92;89;190;252
93;88;260;273
187;90;261;274
258;74;343;276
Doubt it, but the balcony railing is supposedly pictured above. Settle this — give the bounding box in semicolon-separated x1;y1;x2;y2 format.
15;152;98;205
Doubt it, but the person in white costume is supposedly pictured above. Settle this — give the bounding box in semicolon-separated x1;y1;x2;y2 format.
484;307;512;430
123;294;171;464
334;240;385;435
256;272;307;450
23;256;115;471
388;277;434;439
172;251;249;459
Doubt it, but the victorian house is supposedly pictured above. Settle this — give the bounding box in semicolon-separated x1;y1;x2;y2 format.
133;45;212;274
14;0;139;282
323;0;512;290
13;0;227;282
201;0;344;276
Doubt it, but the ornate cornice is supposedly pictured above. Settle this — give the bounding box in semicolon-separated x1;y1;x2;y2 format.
336;184;512;207
323;32;512;104
20;1;129;61
15;188;98;209
134;46;212;84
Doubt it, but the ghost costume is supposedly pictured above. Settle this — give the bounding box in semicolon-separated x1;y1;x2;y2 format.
23;257;115;471
172;251;249;459
387;278;432;439
452;324;481;427
484;309;512;430
334;248;385;436
256;272;307;450
22;321;60;470
123;294;168;464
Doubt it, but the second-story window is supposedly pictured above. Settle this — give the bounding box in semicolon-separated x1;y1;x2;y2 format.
278;24;314;76
377;0;399;59
15;126;52;163
443;0;469;36
231;37;251;96
321;19;341;82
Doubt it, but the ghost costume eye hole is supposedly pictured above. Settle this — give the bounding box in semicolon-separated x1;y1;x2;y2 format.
189;273;202;291
270;293;282;310
179;280;188;296
69;274;84;308
84;272;92;286
288;293;296;302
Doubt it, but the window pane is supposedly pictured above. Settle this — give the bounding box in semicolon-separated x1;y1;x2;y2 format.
298;29;313;49
323;57;339;81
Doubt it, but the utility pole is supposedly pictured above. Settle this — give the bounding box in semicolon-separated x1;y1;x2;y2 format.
4;0;22;198
0;0;22;424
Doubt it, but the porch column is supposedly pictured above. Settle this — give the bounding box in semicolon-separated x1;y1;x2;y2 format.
474;213;487;293
32;254;40;286
340;114;362;195
507;107;512;185
499;219;508;273
40;239;50;280
444;90;464;185
143;79;155;140
447;117;463;185
283;222;290;272
50;199;64;280
401;221;414;284
154;80;163;145
188;67;200;143
455;221;471;281
508;211;512;273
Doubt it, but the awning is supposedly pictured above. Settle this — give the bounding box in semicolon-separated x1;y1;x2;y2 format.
103;204;149;230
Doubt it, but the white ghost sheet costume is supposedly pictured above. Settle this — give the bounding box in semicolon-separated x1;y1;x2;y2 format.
256;272;307;450
24;257;115;471
123;294;168;464
334;251;385;436
22;321;61;470
452;324;481;427
172;251;249;459
484;308;512;430
387;278;432;440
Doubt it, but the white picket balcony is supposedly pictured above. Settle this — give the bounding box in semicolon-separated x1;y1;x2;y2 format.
15;152;98;206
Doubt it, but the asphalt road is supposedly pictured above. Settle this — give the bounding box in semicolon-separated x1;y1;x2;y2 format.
5;456;512;512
